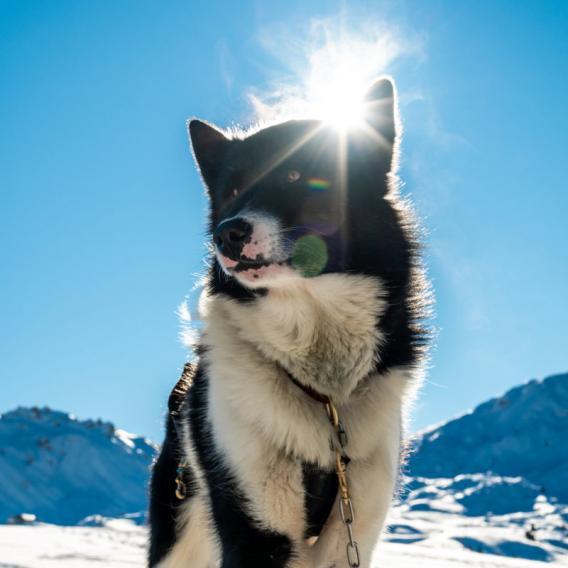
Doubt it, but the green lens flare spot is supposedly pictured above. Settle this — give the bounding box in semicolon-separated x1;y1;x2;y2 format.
291;235;328;277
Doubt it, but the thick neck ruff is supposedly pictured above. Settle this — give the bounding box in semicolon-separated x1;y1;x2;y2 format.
200;273;386;403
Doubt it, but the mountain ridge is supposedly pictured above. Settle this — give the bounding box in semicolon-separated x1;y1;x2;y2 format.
0;406;157;525
407;372;568;503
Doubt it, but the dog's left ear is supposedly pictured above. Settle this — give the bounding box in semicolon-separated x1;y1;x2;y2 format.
362;77;398;150
188;119;230;191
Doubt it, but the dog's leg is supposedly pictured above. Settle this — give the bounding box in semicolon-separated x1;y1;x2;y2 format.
153;494;218;568
205;451;314;568
149;422;217;568
148;424;184;567
310;446;399;568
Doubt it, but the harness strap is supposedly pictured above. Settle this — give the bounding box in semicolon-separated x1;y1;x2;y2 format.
169;363;194;500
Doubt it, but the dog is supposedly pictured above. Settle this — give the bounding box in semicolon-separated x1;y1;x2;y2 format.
148;77;430;568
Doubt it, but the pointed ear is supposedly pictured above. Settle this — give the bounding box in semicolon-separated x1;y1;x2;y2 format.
362;77;397;148
188;119;230;188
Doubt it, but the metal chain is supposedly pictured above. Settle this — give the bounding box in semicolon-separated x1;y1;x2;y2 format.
325;401;361;568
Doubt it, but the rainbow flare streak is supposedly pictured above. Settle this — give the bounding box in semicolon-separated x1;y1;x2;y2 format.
307;177;331;191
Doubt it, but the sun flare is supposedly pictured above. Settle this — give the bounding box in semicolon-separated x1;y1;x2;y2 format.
250;18;413;130
312;79;367;130
304;60;370;130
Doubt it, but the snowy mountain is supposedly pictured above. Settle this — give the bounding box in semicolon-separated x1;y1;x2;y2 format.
407;372;568;504
393;373;568;563
0;407;157;525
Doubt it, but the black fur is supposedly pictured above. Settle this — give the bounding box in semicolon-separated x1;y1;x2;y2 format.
148;368;197;566
301;462;338;539
149;78;430;567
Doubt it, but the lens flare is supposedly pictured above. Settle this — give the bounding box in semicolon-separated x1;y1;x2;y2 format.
291;235;329;277
307;177;331;191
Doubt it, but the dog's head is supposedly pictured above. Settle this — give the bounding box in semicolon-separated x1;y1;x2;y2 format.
189;78;410;298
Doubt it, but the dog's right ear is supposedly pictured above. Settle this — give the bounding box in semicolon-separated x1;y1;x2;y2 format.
188;119;230;190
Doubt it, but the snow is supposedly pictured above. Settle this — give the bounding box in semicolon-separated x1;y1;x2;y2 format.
1;475;567;567
386;478;568;564
0;521;566;568
0;522;147;568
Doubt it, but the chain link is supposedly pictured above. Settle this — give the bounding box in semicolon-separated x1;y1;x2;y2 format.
325;401;361;568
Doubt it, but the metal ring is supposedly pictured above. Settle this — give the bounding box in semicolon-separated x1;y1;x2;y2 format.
175;478;186;500
340;497;355;524
346;541;361;567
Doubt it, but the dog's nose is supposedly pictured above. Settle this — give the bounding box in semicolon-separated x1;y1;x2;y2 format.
213;218;252;260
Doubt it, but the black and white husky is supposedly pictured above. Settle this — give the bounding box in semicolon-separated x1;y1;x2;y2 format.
149;77;430;568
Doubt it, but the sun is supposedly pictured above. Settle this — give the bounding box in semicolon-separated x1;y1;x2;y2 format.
304;57;372;131
317;83;367;130
249;20;406;131
321;101;365;131
291;21;404;130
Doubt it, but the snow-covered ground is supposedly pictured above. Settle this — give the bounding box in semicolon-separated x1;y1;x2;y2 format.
388;474;568;563
0;520;146;568
1;519;567;568
3;474;567;568
384;498;568;566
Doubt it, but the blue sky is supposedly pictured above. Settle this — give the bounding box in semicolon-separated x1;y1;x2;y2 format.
1;0;567;443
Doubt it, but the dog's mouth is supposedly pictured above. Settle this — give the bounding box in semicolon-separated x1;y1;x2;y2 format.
217;253;295;285
232;257;290;272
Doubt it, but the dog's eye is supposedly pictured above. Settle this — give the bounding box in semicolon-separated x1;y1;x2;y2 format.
287;170;301;183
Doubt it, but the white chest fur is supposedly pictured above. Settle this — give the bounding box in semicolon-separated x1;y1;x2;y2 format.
199;274;418;465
